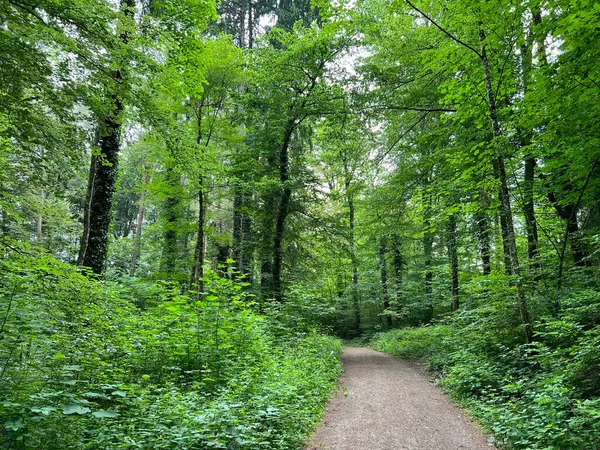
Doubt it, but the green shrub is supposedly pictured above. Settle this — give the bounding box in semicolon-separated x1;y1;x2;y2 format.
368;290;600;450
0;240;343;449
370;325;454;360
71;335;342;450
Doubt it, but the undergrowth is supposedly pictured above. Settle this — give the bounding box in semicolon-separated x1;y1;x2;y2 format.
0;240;342;449
370;300;600;450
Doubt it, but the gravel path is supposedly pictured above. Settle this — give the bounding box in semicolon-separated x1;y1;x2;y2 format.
306;347;495;450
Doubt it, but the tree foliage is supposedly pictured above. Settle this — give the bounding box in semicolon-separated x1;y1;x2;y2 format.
1;0;599;447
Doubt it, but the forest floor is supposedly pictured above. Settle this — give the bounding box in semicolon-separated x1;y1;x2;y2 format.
306;347;495;450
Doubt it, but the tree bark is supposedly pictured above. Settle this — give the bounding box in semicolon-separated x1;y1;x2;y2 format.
36;190;44;241
79;111;122;274
523;157;541;265
78;0;134;274
232;187;243;273
423;179;434;323
349;196;360;331
238;1;246;48
391;233;403;314
378;237;393;328
343;152;361;331
241;191;253;283
474;208;491;276
159;164;182;277
519;22;541;270
260;187;276;297
271;120;295;302
531;8;548;67
447;214;459;311
232;187;253;283
479;26;533;343
78;135;98;266
191;185;206;291
548;192;591;267
247;0;254;49
498;210;513;275
130;169;148;277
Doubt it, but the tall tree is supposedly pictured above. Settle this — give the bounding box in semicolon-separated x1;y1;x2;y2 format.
391;234;404;315
446;213;459;311
378;236;393;327
247;23;348;301
401;0;534;341
78;0;135;274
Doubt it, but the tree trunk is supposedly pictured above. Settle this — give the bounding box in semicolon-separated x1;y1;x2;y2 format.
79;114;122;274
479;26;533;343
498;211;513;275
378;237;393;328
36;190;44;241
271;121;295;302
247;0;254;49
531;8;548;67
130;170;148;277
78;140;97;266
232;187;253;283
241;191;253;283
260;190;276;297
474;208;491;276
343;154;360;331
564;208;589;268
191;185;206;291
423;180;434;323
232;187;243;273
121;201;136;238
446;214;459;311
548;193;591;267
520;23;541;270
159;164;182;277
349;195;360;331
215;243;230;277
391;233;403;315
523;157;541;265
238;1;246;48
78;0;134;274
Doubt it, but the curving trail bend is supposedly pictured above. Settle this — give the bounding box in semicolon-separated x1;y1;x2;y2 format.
307;347;495;450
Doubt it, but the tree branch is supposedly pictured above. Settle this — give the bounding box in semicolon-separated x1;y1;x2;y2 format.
377;112;429;162
368;105;457;113
556;155;600;290
7;0;48;25
405;0;482;59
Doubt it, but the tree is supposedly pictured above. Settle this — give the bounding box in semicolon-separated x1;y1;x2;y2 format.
1;0;120;260
78;0;136;274
245;22;348;301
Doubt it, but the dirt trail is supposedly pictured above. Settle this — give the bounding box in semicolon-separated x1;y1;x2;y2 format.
307;347;495;450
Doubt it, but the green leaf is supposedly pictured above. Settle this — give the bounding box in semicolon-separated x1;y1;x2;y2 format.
91;410;119;418
30;406;57;416
62;404;91;415
4;419;24;431
84;392;105;398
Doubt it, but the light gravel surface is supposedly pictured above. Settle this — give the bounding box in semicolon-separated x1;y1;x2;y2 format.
306;347;496;450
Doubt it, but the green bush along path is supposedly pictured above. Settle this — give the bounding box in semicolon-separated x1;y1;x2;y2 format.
2;0;600;448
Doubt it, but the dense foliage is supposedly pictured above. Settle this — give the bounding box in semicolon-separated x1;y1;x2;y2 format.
1;0;599;448
371;314;600;449
0;239;341;448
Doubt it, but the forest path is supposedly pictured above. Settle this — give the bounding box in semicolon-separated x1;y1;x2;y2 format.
306;347;495;450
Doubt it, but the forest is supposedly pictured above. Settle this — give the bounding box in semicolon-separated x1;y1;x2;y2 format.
1;0;599;448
